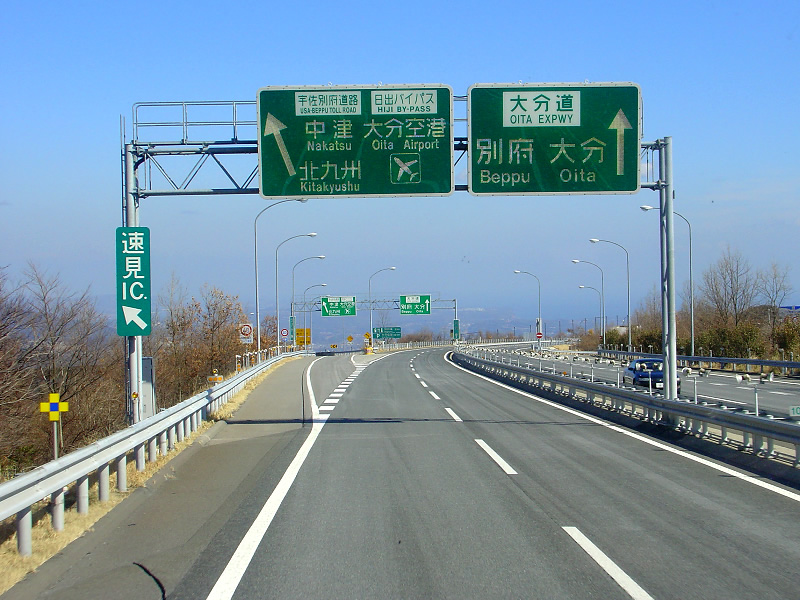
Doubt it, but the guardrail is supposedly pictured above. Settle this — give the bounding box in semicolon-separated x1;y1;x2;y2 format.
0;351;301;556
598;349;800;374
452;349;800;468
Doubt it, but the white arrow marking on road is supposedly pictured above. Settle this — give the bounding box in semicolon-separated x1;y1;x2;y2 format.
262;113;296;176
608;109;632;176
122;305;148;330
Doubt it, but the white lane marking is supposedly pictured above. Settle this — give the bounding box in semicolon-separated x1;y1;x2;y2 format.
319;406;335;411
475;439;517;475
414;373;421;379
420;381;429;388
707;382;726;386
206;358;328;600
445;407;462;422
329;393;343;398
563;527;654;600
767;391;792;396
697;395;746;405
334;387;348;392
447;355;800;504
324;399;339;404
429;391;441;401
736;387;753;391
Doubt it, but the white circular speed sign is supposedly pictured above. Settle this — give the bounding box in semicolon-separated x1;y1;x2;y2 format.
240;324;253;337
280;328;289;338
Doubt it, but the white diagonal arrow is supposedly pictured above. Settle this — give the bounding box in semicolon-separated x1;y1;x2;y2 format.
262;113;296;176
122;305;148;330
608;109;632;176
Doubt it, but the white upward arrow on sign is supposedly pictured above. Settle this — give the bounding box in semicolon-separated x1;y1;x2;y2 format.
263;113;296;176
608;109;632;176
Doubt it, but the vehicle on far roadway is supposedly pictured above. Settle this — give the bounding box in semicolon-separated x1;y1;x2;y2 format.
622;358;680;393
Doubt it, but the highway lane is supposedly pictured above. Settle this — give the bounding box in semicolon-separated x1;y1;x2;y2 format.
180;348;800;599
483;347;800;417
9;350;800;599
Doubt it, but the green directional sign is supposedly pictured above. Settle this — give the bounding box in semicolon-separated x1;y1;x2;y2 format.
400;295;431;315
320;296;357;317
453;319;460;340
468;83;641;195
257;85;454;199
373;327;401;339
116;227;151;336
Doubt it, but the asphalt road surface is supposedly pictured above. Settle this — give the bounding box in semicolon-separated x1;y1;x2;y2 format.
5;350;800;599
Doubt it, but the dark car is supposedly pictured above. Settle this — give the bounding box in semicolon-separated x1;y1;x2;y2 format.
622;359;680;393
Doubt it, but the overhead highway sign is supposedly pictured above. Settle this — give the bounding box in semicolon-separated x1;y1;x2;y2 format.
257;85;454;199
468;82;641;195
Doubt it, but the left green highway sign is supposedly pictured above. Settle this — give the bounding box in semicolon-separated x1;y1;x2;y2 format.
468;82;641;195
116;227;151;336
257;85;454;199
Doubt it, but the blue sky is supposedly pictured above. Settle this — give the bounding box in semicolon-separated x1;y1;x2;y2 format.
1;0;798;341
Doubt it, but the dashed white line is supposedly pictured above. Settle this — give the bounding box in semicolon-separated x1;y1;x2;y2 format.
420;381;428;388
324;399;339;404
414;373;421;379
444;407;461;422
429;391;441;401
562;527;654;600
475;439;517;475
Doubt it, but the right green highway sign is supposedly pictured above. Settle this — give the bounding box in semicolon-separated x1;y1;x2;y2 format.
468;83;641;195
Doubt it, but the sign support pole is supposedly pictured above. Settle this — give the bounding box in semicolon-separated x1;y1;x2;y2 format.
124;143;142;423
664;136;678;401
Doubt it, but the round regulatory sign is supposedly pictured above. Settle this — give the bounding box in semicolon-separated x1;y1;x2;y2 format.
280;328;289;337
240;324;253;337
536;332;543;339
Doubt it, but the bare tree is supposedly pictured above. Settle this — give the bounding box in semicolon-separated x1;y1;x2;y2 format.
758;261;793;346
699;246;759;327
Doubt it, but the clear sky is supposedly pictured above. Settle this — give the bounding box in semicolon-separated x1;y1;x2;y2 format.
2;0;798;341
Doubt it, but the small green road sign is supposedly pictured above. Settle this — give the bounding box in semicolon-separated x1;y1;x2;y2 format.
116;227;151;336
453;319;460;340
468;83;641;195
257;85;454;199
400;295;431;315
321;296;357;317
373;327;401;339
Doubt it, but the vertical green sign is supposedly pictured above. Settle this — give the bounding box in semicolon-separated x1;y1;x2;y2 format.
257;85;454;199
289;315;295;343
116;227;151;336
468;83;641;195
453;319;460;340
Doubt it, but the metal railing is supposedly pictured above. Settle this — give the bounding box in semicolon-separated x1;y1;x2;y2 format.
599;349;800;374
453;348;800;466
0;351;301;555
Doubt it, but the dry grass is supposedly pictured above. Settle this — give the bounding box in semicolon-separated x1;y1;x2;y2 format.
0;357;299;595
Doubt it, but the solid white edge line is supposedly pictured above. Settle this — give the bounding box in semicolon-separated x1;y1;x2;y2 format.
563;527;653;600
444;407;462;422
205;357;327;600
475;439;517;475
446;354;800;504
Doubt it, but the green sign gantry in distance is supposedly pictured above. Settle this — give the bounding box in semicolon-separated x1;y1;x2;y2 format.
468;83;641;195
320;296;357;317
116;227;151;336
400;295;431;315
257;85;454;199
373;327;401;339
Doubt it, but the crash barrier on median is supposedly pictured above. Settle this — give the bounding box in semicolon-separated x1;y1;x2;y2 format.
0;351;302;556
452;349;800;469
598;349;800;376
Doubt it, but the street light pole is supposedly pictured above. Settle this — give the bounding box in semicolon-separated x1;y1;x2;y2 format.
579;286;602;344
276;233;317;353
368;266;396;346
641;205;694;356
513;270;541;350
291;255;325;344
589;238;631;351
303;283;327;353
572;259;605;345
254;199;307;354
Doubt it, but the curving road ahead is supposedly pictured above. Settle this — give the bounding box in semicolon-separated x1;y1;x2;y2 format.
5;350;800;599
